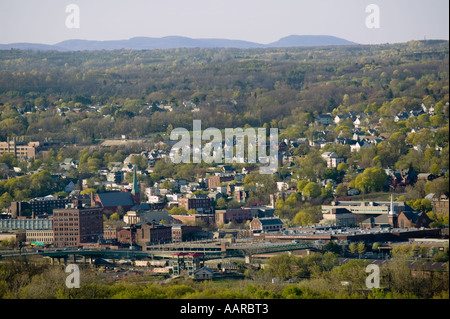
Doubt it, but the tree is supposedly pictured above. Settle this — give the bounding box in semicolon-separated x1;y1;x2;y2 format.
160;180;174;190
0;153;18;167
296;180;309;192
302;182;321;199
30;171;53;197
130;155;148;171
216;197;226;209
109;212;120;221
294;150;326;182
187;209;199;215
169;206;187;215
80;188;97;195
293;204;321;226
330;259;370;291
353;167;387;194
322;241;341;255
285;192;300;207
357;242;366;257
0;192;13;209
335;184;347;197
372;242;381;253
348;242;358;255
267;253;299;281
425;177;449;197
321;182;334;198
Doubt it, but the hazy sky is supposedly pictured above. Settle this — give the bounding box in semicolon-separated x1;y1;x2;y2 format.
0;0;448;45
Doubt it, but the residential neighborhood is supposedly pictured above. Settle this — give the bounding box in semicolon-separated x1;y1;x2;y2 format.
1;103;448;287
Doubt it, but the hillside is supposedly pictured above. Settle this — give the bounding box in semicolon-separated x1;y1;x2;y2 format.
0;35;357;51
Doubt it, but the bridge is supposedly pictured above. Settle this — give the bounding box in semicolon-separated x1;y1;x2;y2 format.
1;241;314;264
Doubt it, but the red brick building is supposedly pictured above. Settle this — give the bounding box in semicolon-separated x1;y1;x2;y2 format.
136;223;172;249
250;217;284;233
215;209;253;226
117;228;136;245
103;226;121;240
208;175;233;190
171;225;202;242
52;201;103;247
431;194;449;216
178;196;212;214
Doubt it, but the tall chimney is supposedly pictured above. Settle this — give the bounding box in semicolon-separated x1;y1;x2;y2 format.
90;192;95;207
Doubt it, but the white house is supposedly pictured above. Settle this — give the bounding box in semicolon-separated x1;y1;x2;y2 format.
350;140;370;152
321;151;345;168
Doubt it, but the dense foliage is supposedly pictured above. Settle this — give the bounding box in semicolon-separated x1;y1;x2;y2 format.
0;40;448;141
0;252;447;299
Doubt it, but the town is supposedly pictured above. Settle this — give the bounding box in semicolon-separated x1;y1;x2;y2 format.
0;104;448;282
0;41;448;299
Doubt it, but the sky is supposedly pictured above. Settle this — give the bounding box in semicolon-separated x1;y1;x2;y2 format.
0;0;448;45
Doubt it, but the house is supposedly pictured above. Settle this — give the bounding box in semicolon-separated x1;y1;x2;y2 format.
59;158;79;171
321;151;345;168
334;113;355;124
276;182;290;192
193;267;214;280
335;137;352;145
64;181;76;193
315;113;333;125
221;165;234;174
227;183;244;196
352;132;366;141
334;114;347;124
417;173;438;182
234;190;248;203
394;112;409;122
353;117;361;128
242;166;256;175
388;168;418;189
250;217;284;233
350;140;370;152
361;135;384;145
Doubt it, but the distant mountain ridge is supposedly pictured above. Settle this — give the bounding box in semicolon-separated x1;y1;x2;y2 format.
0;35;358;51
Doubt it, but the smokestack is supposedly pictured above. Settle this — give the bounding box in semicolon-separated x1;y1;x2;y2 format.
90;192;95;207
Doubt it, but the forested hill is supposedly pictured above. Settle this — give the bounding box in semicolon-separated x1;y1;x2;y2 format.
0;35;357;51
0;40;448;140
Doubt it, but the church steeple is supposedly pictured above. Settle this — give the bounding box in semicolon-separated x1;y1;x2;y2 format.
388;194;398;228
131;165;140;205
389;194;395;216
131;165;139;195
